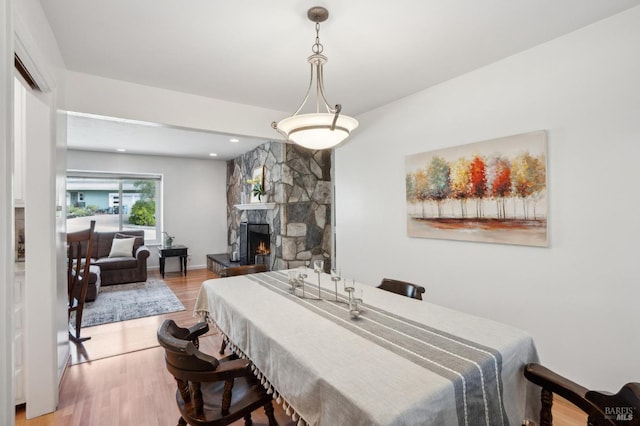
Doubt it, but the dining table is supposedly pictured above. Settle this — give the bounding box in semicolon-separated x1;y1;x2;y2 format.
194;270;540;426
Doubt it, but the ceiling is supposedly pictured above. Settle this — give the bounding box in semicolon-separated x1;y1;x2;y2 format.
66;112;269;160
41;0;640;159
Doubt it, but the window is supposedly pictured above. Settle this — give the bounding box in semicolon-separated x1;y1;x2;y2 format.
66;171;162;244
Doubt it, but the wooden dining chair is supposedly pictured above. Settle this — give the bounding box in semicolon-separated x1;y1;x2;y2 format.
67;220;96;343
218;263;268;277
157;319;278;426
218;263;269;355
524;363;640;426
377;278;425;301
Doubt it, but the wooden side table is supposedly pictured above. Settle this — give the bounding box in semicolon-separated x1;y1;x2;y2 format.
158;245;188;279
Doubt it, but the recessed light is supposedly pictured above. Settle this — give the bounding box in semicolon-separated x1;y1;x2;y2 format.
230;138;239;143
209;153;218;157
116;148;126;152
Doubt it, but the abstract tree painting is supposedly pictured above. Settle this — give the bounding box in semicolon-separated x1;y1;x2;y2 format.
406;131;548;247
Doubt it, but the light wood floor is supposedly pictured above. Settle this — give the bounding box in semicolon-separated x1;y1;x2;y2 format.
16;268;586;425
68;268;218;364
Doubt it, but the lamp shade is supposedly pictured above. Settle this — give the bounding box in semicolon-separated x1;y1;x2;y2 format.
276;113;359;150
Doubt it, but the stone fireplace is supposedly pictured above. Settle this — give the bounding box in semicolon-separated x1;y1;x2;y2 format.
227;142;332;272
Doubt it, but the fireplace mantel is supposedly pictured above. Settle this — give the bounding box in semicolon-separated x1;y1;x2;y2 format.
234;203;276;210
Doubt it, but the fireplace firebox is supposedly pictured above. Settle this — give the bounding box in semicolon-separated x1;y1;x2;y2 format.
239;223;270;266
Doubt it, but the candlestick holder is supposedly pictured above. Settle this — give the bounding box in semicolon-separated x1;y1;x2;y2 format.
297;265;308;298
343;279;361;318
313;259;324;299
288;270;299;294
330;269;341;302
348;290;360;318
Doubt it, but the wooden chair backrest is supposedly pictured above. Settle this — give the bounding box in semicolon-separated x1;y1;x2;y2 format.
525;363;640;426
157;319;220;373
219;263;268;277
67;220;95;307
378;278;425;300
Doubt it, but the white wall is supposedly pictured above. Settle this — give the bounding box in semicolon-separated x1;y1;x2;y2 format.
1;1;15;424
335;6;640;391
23;83;58;418
13;0;68;419
67;151;228;271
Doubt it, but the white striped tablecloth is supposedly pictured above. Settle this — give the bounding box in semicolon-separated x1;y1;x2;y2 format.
194;271;539;426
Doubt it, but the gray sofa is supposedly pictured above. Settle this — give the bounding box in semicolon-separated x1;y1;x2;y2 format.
83;230;150;301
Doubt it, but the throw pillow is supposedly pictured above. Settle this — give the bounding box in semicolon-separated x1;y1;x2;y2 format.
108;237;136;258
115;233;144;253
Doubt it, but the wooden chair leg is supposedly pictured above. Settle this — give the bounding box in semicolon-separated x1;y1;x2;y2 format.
264;400;278;426
540;388;553;426
75;305;83;338
243;413;253;426
69;328;90;343
70;304;90;343
220;340;227;355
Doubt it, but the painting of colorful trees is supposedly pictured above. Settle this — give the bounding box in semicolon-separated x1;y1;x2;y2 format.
405;131;548;246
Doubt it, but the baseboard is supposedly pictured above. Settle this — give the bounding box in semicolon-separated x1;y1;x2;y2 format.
148;264;206;272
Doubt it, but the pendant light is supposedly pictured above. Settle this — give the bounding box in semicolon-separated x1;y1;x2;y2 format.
272;6;358;150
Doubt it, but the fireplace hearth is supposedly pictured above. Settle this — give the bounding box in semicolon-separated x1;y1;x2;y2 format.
239;222;270;266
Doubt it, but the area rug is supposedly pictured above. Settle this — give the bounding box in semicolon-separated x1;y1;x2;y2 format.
74;279;185;328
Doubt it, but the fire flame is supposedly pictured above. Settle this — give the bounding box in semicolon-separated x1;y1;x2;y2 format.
256;241;270;255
